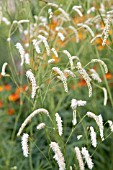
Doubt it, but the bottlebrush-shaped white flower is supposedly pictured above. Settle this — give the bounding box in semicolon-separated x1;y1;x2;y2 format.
1;62;8;76
55;113;63;136
102;15;111;46
64;69;76;78
15;42;25;66
71;99;86;125
68;26;79;43
71;99;86;110
72;110;77;125
17;108;49;136
24;53;30;65
72;6;83;17
36;123;45;130
38;35;50;56
81;147;94;170
48;59;55;64
63;50;74;70
56;26;67;35
32;39;41;54
86;112;104;141
52;67;68;92
76;62;92;97
21;133;29;157
51;48;58;58
57;32;65;41
90;34;102;44
58;7;70;21
26;70;37;99
90;69;102;83
77;24;94;37
91;59;108;74
75;147;85;170
90;126;97;148
102;87;108;106
108;120;113;132
50;142;65;170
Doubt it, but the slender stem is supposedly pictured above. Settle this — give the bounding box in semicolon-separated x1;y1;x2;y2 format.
65;114;86;145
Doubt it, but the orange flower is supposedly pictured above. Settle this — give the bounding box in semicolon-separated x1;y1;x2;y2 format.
0;86;4;92
105;73;112;80
78;79;86;87
4;84;11;91
15;86;26;94
8;93;20;102
0;101;3;108
7;108;15;115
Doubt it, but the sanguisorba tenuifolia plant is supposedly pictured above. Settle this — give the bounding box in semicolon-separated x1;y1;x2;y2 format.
1;1;113;169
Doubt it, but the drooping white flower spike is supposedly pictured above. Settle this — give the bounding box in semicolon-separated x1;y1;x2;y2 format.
90;126;97;148
81;147;94;170
55;113;63;136
1;62;9;77
75;147;85;170
86;112;104;141
21;133;29;157
71;99;86;125
26;70;37;99
36;123;46;130
17;108;49;136
50;142;65;170
15;42;25;66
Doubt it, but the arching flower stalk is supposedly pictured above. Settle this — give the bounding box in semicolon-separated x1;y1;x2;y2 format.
1;62;9;77
90;69;102;83
91;59;108;74
63;50;75;70
52;67;68;92
17;108;49;136
86;112;104;141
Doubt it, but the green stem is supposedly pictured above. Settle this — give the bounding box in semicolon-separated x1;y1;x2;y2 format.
65;114;86;145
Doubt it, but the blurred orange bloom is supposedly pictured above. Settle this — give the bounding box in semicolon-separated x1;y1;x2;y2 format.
4;84;11;91
8;93;20;101
0;101;3;108
78;79;86;87
7;108;15;115
105;73;112;80
52;55;60;63
0;86;4;92
8;86;26;102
